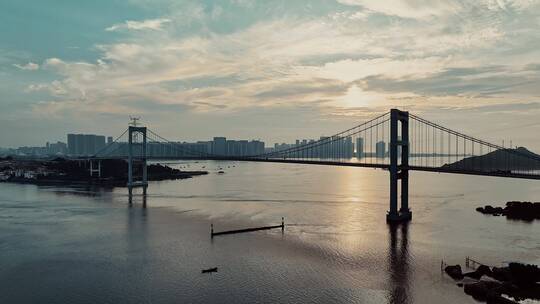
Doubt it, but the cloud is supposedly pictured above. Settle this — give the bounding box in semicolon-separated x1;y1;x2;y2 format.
337;0;539;19
297;57;450;83
360;64;540;98
26;1;540;131
483;0;539;11
336;0;458;19
2;0;540;150
13;62;39;70
105;18;171;31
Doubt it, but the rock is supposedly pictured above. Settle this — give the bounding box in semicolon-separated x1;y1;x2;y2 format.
461;262;540;303
476;201;540;220
462;277;480;284
493;207;504;215
464;271;483;280
508;263;540;287
504;201;540;221
486;294;519;304
480;275;501;283
498;282;540;303
492;267;513;282
478;265;493;277
464;265;493;280
496;282;520;300
445;264;464;280
484;205;495;214
464;281;502;301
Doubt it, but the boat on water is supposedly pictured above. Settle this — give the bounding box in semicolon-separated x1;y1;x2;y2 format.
202;267;218;274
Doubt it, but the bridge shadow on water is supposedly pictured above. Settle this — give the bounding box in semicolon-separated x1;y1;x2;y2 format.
387;222;411;304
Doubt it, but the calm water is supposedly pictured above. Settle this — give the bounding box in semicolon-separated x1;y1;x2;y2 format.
1;161;539;303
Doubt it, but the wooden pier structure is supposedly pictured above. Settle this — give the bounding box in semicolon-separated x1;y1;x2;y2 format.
211;218;284;238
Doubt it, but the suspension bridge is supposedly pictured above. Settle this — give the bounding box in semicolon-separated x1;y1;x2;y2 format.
82;109;540;222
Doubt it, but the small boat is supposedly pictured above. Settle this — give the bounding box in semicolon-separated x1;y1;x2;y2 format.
202;267;218;274
218;171;225;174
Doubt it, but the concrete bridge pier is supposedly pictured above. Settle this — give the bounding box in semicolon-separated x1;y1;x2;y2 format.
387;109;412;223
127;125;148;201
89;159;101;178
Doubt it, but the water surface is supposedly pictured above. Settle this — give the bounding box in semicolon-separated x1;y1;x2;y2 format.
1;161;539;303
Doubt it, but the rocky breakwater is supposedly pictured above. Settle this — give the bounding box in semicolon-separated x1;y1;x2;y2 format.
444;262;540;303
476;201;540;221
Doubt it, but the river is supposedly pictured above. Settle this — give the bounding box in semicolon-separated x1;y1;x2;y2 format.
1;160;539;303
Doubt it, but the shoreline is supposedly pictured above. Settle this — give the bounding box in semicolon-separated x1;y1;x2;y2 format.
0;171;208;188
0;157;208;188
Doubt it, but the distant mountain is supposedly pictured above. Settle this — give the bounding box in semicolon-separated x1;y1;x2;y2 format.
442;147;540;171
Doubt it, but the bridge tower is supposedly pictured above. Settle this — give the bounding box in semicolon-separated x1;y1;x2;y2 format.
128;125;148;197
387;109;412;222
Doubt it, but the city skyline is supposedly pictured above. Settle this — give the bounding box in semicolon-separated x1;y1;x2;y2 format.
1;1;540;151
1;132;370;157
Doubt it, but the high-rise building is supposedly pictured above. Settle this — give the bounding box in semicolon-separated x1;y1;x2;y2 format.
248;140;264;156
376;141;386;158
67;134;76;155
76;135;85;155
83;135;94;155
239;140;248;156
94;135;106;154
356;137;364;159
47;141;67;154
320;136;330;158
343;136;353;158
67;133;108;156
212;137;227;156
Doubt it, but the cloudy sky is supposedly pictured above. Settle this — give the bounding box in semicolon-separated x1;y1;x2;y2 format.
1;0;540;150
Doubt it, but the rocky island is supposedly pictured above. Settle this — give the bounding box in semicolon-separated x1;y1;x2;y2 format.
441;147;540;172
476;201;540;221
0;157;207;186
445;262;540;303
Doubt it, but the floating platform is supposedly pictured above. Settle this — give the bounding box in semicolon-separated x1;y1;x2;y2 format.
211;218;284;237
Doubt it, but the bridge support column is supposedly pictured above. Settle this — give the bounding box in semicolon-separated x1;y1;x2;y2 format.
127;126;148;199
387;109;412;223
128;128;133;195
90;160;93;177
89;160;101;178
142;131;147;196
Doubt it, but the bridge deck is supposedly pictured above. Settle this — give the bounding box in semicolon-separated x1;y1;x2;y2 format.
86;156;540;180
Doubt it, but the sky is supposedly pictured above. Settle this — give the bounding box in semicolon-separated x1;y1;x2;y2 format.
1;0;540;150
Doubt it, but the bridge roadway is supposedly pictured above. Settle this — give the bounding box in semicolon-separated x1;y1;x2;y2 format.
86;156;540;180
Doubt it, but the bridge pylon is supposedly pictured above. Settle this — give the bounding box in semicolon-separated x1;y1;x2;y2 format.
387;109;412;223
128;125;148;197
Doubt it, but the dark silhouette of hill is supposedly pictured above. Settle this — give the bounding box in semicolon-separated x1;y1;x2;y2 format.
442;147;540;171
